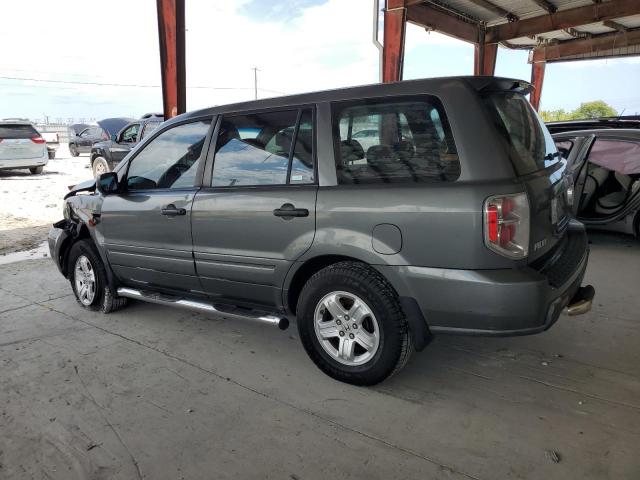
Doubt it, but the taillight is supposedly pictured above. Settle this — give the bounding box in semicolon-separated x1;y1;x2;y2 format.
483;192;530;259
31;136;46;144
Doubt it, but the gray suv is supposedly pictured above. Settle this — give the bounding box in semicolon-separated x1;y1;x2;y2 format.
48;77;594;385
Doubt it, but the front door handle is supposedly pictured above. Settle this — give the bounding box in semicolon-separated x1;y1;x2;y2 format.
273;203;309;220
161;204;186;216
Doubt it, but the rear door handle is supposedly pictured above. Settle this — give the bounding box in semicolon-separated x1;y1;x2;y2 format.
273;203;309;219
161;204;186;216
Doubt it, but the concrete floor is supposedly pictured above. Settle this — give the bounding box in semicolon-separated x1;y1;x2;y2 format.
0;232;639;480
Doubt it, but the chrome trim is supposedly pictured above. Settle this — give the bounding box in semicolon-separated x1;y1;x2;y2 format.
116;287;289;330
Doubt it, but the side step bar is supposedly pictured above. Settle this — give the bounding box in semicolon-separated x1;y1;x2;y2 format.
117;287;289;330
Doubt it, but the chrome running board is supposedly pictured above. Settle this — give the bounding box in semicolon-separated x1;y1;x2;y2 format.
117;287;289;330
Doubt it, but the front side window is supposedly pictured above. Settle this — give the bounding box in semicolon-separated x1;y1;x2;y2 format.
126;119;211;190
333;97;459;184
120;124;140;143
212;108;314;187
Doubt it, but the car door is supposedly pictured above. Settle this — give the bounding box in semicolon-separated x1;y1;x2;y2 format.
77;128;93;153
98;117;214;292
191;108;317;308
110;123;140;164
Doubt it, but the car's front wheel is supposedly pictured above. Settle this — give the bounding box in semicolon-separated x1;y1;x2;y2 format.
92;156;110;178
68;240;127;313
69;144;79;157
297;261;413;385
48;150;56;159
29;166;43;174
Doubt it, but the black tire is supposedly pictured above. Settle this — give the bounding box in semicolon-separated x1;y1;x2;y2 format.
67;239;127;313
297;261;413;385
29;166;43;174
69;144;79;157
48;150;56;159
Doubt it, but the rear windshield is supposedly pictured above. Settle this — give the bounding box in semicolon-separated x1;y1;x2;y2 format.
0;124;39;139
482;92;558;175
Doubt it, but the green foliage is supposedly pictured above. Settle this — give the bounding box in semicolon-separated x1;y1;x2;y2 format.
540;100;617;122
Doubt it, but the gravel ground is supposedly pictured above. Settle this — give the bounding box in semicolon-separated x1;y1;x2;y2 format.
0;144;92;255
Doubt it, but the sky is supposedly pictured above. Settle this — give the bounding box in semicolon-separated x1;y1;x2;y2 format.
1;0;639;123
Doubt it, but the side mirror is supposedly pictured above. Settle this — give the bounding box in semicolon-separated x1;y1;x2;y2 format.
96;172;119;195
110;134;118;142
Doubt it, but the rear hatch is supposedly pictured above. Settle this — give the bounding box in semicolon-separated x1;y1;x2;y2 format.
481;91;571;263
0;123;46;160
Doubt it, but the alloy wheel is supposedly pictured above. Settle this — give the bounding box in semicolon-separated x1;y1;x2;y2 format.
74;255;96;306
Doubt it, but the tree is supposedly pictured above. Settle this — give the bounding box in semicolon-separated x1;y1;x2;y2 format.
539;100;617;122
569;100;617;119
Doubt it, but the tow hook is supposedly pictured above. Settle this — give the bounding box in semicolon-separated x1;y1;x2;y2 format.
565;285;595;316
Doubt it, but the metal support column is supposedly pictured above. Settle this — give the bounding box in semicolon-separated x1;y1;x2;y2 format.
156;0;186;119
530;61;546;111
382;0;406;83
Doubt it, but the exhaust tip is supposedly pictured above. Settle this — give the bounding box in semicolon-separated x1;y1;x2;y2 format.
277;317;290;330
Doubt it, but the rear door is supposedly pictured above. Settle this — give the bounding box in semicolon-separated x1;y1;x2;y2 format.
99;117;213;292
191;108;317;308
0;124;45;161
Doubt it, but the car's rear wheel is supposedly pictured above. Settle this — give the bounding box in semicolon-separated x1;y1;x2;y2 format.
92;156;110;178
69;144;79;157
48;150;56;159
68;240;127;313
29;166;43;174
297;261;413;385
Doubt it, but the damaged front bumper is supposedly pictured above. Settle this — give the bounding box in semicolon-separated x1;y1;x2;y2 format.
48;220;71;275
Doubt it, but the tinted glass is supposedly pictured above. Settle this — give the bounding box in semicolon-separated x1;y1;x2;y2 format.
212;110;302;187
126;120;211;190
141;121;161;139
334;97;459;184
121;124;140;143
483;92;558;175
0;124;38;139
290;110;314;184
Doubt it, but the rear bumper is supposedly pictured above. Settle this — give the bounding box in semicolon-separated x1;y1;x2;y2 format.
0;156;48;169
379;222;591;336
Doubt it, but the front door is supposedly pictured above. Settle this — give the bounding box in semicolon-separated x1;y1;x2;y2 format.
110;123;140;165
191;108;317;308
98;117;213;293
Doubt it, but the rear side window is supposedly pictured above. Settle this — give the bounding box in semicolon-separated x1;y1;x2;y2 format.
212;108;315;187
333;96;459;184
0;124;38;139
141;121;161;139
483;92;558;175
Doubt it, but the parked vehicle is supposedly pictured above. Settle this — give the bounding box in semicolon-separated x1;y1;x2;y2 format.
68;118;132;157
48;77;594;385
41;132;59;159
0;120;48;174
90;113;163;177
554;129;640;237
547;116;640;134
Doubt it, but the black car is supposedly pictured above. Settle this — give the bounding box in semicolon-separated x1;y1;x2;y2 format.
90;114;163;177
546;116;640;134
68;118;133;157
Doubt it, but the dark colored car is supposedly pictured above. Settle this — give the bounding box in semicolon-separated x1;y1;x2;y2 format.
547;116;640;135
90;114;163;177
48;77;594;385
68;118;133;157
554;129;640;237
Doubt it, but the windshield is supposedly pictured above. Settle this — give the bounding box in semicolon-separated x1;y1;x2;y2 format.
483;92;559;176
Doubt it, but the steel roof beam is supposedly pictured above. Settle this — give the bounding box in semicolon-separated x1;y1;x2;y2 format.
486;0;640;43
406;3;480;43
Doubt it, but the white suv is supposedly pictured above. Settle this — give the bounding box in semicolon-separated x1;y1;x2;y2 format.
0;120;48;174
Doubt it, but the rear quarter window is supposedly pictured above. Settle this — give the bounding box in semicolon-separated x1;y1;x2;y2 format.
0;124;39;139
332;96;459;184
